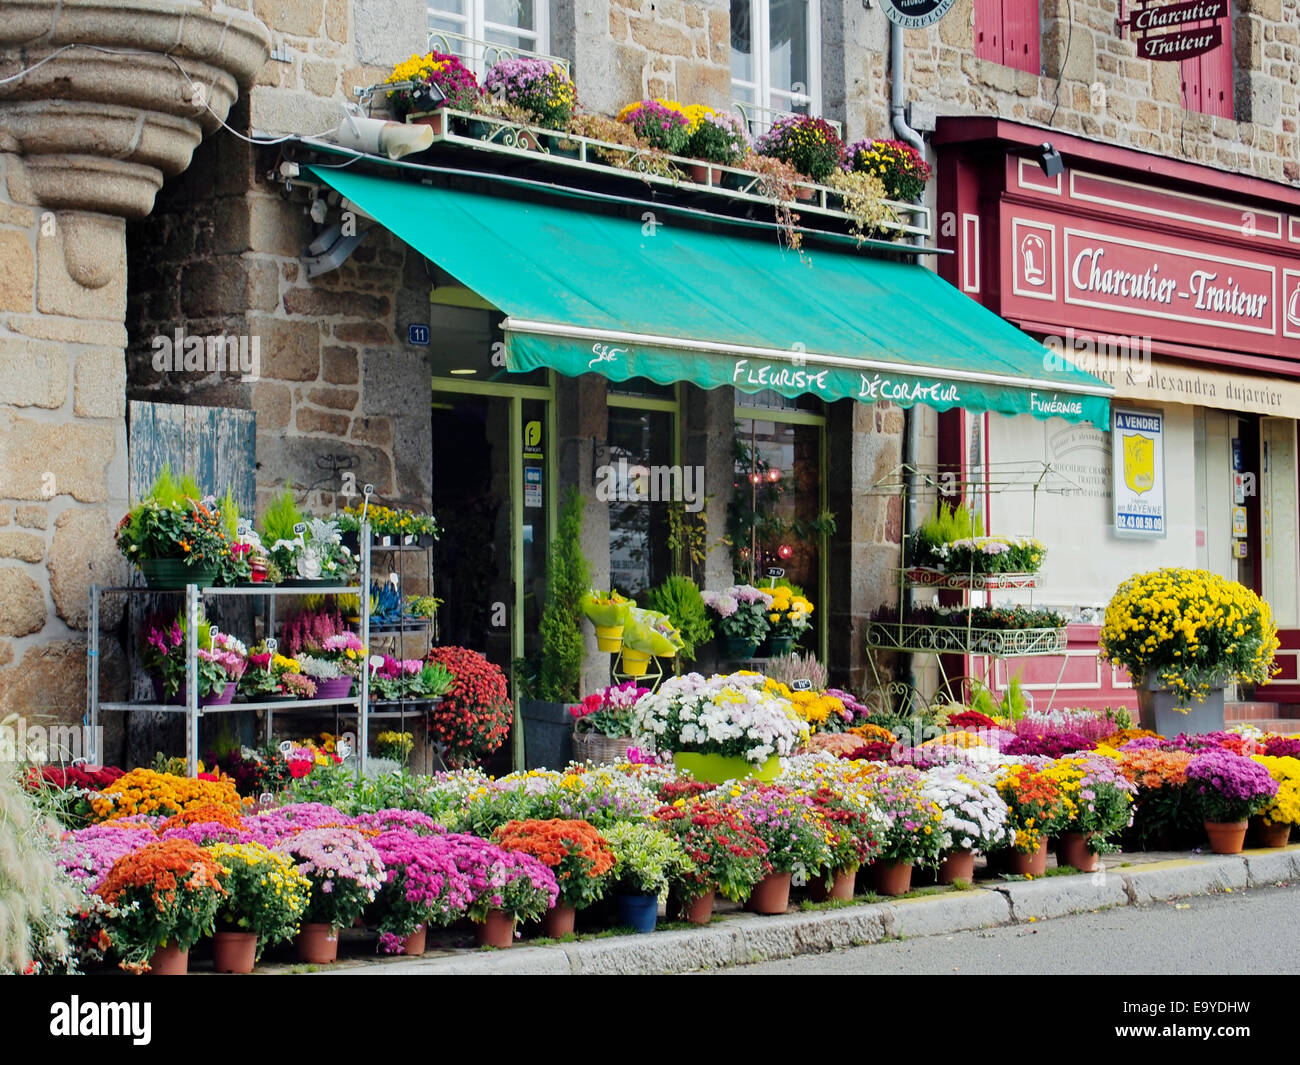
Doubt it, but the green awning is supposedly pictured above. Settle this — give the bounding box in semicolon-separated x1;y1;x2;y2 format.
309;166;1112;428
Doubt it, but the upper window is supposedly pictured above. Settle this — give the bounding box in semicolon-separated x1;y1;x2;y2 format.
428;1;551;75
731;0;822;128
1181;16;1234;119
974;0;1040;76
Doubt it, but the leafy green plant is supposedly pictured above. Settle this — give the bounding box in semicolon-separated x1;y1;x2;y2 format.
666;501;709;583
644;576;712;662
602;821;693;897
259;489;305;546
538;488;591;702
913;499;980;561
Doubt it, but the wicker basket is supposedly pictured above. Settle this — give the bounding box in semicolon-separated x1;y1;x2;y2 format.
572;720;633;765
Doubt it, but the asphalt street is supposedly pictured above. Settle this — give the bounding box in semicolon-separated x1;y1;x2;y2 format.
714;885;1300;975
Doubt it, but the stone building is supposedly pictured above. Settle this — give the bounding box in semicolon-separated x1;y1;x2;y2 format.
1;0;1297;762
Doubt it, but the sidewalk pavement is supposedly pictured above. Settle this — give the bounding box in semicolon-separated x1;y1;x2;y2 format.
314;845;1300;976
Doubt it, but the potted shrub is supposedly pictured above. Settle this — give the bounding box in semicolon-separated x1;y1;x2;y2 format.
722;783;832;914
206;841;311;973
920;764;1011;884
1250;754;1300;847
425;646;514;768
644;576;713;664
686;108;751;185
701;584;774;660
616;98;692;153
755;114;844;188
1044;755;1137;871
115;467;231;589
601;821;692;934
491;818;615;938
1185;748;1278;854
385;50;482;128
95;839;227;974
570;682;649;764
368;829;472;956
484;57;577;136
448;835;558;948
632;671;808;784
274;827;385;963
654;797;768;924
843;137;932;202
1100;567;1280;734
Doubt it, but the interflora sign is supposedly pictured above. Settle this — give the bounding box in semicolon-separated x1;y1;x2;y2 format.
1126;0;1227;62
879;0;956;29
1112;408;1167;538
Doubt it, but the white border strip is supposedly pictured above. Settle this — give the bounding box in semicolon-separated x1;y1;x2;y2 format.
1070;170;1285;241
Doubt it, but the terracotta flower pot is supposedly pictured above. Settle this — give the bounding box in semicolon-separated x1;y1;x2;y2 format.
393;925;425;956
744;871;792;915
1055;831;1100;872
938;848;976;884
1006;838;1049;876
146;943;188;975
1252;817;1293;849
212;931;258;973
871;860;914;896
809;867;857;902
296;922;339;964
540;903;576;938
680;889;715;925
1204;820;1249;855
475;909;516;948
689;162;719;185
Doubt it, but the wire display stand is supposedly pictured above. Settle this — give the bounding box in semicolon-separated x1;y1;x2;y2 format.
86;526;373;777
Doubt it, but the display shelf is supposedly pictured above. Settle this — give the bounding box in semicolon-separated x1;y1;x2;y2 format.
903;568;1040;590
865;622;1068;657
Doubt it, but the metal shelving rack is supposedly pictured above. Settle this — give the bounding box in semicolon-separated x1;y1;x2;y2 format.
86;526;373;777
363;535;439;739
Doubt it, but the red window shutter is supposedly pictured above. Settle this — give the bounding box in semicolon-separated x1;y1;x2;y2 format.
974;0;1002;63
1001;0;1041;75
1180;38;1203;112
1199;15;1234;119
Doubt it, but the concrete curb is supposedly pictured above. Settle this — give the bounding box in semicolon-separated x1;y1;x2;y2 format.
326;846;1300;975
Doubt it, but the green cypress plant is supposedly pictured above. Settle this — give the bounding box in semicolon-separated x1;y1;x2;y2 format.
538;487;591;702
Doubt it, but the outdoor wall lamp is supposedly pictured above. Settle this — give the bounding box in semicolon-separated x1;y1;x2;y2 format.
1037;142;1064;178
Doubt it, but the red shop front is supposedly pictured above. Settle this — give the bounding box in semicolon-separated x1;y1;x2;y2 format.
932;118;1300;719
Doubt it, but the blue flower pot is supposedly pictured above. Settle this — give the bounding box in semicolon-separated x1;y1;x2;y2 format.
615;892;659;934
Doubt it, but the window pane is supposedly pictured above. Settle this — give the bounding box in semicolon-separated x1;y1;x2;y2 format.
485;0;535;31
428;305;548;386
608;408;675;600
485;27;539;51
608;377;676;400
730;0;754;84
768;0;812;105
430;1;467;18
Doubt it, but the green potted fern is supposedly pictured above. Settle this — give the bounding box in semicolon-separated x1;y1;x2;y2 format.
644;576;713;668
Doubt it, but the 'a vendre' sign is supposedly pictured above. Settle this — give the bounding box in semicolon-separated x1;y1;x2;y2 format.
1127;0;1227;62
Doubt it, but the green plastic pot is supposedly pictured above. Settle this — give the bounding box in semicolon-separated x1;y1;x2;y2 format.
138;558;219;589
672;751;780;785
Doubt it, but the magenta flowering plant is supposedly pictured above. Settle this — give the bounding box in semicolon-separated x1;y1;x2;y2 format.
755;115;844;183
616;99;691;153
719;782;832;875
273;827;385;931
444;833;559;924
58;824;156;889
571;681;650;738
369;829;475;952
353;808;444;836
484;57;576;129
159;821;254;847
1185;748;1278;823
306;632;368;677
243;802;352;845
1002;732;1096;758
861;765;947;867
385;50;481;115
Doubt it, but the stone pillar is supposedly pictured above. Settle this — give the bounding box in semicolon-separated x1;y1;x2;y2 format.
826;398;904;695
681;383;736;591
556;373;611;695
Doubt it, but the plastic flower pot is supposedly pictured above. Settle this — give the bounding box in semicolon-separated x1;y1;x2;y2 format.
766;635;795;657
1055;831;1100;872
689;162;720;185
722;636;759;660
146;943;189;975
615;892;659;933
296;922;339;964
312;676;355;701
809;867;857;902
744;871;792;915
1203;820;1249;855
401;925;427;956
1252;817;1293;849
152;677;237;707
672;751;780;785
138;558;219;589
1006;839;1049;876
212;931;258;973
594;625;624;653
938;848;975;884
540;903;576;938
475;909;516;948
680;889;715;925
620;649;651;676
870;860;913;896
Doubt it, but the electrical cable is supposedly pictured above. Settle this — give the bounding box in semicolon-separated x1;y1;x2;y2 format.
1048;0;1074;128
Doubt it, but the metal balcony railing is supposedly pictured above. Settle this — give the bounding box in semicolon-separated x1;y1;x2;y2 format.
427;28;570;78
733;100;843;139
